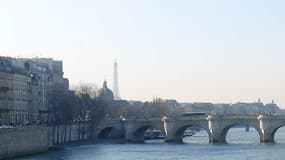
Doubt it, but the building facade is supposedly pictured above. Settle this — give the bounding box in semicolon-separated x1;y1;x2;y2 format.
0;56;69;124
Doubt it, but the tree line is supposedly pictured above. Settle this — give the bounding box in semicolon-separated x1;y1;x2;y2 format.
50;83;183;125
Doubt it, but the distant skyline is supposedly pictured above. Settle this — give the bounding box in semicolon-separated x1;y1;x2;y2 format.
0;0;285;107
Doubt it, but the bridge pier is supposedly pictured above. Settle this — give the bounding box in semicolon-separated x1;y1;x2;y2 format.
209;132;226;143
207;115;226;143
163;121;183;143
164;135;183;143
124;125;148;143
123;124;145;143
260;131;274;143
258;115;275;143
164;131;184;143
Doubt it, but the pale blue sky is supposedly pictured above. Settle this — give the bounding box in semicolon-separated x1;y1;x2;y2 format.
0;0;285;107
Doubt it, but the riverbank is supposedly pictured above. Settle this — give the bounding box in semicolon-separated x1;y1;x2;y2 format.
0;126;49;159
0;123;91;160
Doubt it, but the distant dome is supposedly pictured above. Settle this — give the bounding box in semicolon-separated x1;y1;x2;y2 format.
98;81;114;102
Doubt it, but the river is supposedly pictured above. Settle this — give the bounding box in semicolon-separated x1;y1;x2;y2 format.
12;127;285;160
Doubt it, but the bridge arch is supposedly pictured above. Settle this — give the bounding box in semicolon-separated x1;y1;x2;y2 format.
170;124;210;143
270;122;285;142
97;126;123;139
132;125;166;143
220;123;262;143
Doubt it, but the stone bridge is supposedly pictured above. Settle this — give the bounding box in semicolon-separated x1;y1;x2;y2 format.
94;115;285;143
93;119;124;139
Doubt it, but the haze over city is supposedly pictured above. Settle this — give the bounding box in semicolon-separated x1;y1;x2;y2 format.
0;0;285;106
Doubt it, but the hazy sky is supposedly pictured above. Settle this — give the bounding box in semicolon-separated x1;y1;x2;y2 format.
0;0;285;107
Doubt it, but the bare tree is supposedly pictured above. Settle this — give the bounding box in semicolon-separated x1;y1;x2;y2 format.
147;98;171;118
72;82;98;99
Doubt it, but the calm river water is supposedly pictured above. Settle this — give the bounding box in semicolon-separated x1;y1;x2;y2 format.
12;127;285;160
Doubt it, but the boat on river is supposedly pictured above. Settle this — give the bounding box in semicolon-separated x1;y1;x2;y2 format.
183;130;196;137
144;129;165;143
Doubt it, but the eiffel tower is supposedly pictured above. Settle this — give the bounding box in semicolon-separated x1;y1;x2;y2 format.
113;60;121;100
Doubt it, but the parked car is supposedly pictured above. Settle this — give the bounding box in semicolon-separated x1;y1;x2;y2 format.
23;120;30;126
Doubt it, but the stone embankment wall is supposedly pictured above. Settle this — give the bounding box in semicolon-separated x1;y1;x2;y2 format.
0;123;92;159
48;123;91;146
0;126;49;159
